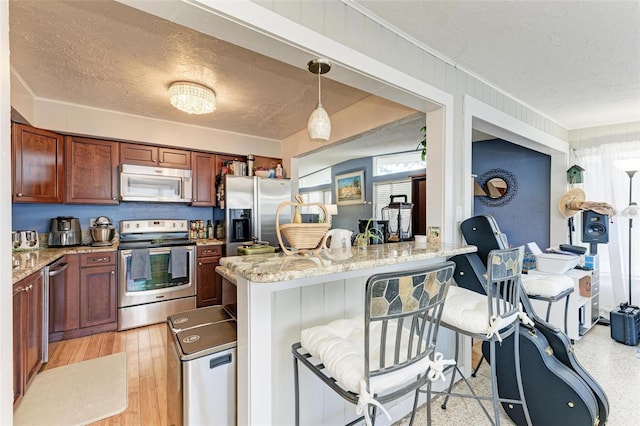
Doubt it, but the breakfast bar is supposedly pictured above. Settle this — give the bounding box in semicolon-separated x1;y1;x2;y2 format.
220;241;476;425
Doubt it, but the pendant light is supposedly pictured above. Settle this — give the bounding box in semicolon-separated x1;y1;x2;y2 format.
307;59;332;143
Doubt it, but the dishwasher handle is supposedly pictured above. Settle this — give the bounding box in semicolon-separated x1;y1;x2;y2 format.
209;353;232;370
48;262;69;277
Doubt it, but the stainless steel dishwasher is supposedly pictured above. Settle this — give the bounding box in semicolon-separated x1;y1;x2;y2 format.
167;305;237;426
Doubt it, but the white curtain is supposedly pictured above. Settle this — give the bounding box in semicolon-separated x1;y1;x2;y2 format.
574;141;640;314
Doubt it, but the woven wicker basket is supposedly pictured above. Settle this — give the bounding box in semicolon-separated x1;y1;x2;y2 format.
276;195;330;255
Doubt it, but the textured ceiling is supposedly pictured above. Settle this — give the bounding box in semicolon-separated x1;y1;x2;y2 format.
8;0;640;171
354;0;640;129
8;0;371;140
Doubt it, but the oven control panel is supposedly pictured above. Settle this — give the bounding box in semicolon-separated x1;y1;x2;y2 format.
120;219;189;234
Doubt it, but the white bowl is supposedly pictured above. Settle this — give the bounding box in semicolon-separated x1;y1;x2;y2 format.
535;253;580;274
255;170;270;178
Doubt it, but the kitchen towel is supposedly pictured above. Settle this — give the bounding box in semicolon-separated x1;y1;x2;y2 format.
130;248;151;280
169;246;188;278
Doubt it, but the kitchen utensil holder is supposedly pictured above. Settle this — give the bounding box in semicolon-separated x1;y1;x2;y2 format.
276;195;330;255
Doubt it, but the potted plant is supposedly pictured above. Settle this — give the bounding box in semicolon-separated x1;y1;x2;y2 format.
354;219;384;249
416;126;427;160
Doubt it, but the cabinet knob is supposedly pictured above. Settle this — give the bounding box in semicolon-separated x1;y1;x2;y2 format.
17;193;22;197
111;270;115;275
198;262;202;266
113;197;117;200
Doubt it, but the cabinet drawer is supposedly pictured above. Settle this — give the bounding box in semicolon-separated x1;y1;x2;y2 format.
197;245;222;258
79;252;116;267
590;279;599;294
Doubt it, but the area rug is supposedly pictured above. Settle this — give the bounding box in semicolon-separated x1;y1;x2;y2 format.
14;352;128;426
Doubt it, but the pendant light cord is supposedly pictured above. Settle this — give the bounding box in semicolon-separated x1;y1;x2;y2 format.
317;70;322;106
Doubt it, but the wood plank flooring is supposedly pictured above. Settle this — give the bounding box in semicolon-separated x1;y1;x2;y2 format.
44;326;484;426
44;324;168;426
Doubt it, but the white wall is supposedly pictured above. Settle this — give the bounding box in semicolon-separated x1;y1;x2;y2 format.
1;2;13;423
568;121;640;148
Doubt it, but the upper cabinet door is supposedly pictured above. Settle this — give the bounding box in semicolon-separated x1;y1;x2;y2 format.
119;142;158;167
192;151;217;206
12;123;64;203
65;136;120;204
158;147;191;169
120;142;191;169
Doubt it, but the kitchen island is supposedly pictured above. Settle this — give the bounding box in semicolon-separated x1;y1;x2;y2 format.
219;241;476;425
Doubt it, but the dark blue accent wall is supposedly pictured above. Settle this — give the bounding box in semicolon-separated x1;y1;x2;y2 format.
472;139;550;249
12;202;223;233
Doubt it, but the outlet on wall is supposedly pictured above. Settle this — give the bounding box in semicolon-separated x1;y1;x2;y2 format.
89;217;96;227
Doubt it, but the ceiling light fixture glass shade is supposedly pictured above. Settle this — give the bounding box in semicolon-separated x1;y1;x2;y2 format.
168;81;215;115
307;59;332;143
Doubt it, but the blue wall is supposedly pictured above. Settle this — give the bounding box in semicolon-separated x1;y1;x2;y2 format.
330;157;374;234
472;139;551;249
12;202;224;233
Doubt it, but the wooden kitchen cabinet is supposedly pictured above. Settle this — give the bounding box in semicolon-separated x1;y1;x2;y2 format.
12;122;64;203
49;252;117;341
196;245;222;307
79;252;117;329
65;136;120;204
120;142;191;169
411;174;427;236
48;255;80;341
13;270;44;406
253;155;282;174
192;151;217;206
216;154;247;173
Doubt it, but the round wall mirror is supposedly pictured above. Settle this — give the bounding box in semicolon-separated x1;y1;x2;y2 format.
477;168;518;207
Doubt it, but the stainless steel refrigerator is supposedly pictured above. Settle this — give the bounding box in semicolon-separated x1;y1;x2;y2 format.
224;175;291;255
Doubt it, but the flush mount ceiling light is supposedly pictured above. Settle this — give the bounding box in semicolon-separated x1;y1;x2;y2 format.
307;58;332;143
168;81;215;115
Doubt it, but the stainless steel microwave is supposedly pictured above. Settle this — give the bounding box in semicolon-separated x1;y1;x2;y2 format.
120;163;193;203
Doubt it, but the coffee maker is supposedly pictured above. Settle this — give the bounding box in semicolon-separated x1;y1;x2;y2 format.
48;216;82;247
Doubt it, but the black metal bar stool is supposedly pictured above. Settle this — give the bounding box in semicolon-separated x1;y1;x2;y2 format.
422;247;533;426
292;262;456;425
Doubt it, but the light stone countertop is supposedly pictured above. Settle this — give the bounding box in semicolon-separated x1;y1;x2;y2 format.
220;241;476;283
12;238;226;285
11;243;119;284
215;265;237;285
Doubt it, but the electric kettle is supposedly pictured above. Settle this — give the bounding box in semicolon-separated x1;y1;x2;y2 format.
323;228;353;249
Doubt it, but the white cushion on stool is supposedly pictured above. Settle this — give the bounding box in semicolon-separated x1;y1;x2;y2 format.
521;274;573;298
441;286;492;334
300;315;433;394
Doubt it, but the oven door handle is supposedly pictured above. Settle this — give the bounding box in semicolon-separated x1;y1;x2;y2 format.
120;246;195;256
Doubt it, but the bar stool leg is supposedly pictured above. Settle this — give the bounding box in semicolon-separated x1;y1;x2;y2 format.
563;294;570;335
471;355;484;377
293;356;300;426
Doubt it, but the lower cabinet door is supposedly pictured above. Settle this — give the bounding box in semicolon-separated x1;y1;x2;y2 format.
80;265;117;328
196;256;222;307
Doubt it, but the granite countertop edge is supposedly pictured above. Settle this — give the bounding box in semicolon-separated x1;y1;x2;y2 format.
11;244;118;285
220;242;476;283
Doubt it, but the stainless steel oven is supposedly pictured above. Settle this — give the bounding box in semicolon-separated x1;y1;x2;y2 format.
117;219;196;331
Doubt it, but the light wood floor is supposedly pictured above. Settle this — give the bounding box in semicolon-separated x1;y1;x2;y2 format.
45;326;484;426
45;323;168;426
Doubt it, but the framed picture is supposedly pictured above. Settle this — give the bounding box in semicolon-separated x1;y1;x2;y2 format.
335;170;365;206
